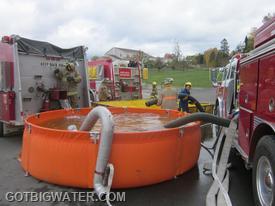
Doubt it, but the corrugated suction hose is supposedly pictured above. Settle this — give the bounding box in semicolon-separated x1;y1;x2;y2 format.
164;112;230;128
79;106;114;200
188;96;205;112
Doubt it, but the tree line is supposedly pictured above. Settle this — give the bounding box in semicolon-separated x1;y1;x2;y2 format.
145;12;274;69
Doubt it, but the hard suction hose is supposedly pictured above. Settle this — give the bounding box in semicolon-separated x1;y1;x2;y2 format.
164;113;231;159
188;96;205;112
145;98;158;107
164;112;230;128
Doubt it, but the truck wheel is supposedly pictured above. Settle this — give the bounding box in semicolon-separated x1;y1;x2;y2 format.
252;135;275;206
0;122;4;137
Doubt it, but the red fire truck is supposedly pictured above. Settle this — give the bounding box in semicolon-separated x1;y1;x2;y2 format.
211;17;275;205
88;58;143;101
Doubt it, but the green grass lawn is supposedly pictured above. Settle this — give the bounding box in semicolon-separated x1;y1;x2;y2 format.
144;68;211;88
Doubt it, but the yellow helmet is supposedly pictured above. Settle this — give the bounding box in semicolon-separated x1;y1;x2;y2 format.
185;82;192;87
152;81;157;85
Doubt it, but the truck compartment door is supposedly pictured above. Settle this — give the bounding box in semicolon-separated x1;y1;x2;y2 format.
0;91;16;121
238;108;253;155
257;53;275;117
239;60;259;111
0;62;14;90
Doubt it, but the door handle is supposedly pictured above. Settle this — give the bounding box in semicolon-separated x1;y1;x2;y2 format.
269;97;275;112
244;94;249;104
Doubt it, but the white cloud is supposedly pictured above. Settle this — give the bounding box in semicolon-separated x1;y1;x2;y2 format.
0;0;274;57
0;0;38;35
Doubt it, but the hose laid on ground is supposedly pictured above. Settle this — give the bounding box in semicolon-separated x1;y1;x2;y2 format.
164;112;230;128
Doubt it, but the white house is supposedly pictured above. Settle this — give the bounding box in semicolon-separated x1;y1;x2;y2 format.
105;47;155;61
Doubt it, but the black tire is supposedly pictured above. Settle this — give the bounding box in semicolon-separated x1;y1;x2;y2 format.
252;135;275;206
0;122;3;137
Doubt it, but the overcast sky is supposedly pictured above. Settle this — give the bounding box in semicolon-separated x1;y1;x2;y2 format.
0;0;274;57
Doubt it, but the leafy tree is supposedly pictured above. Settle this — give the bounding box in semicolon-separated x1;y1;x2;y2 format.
204;47;229;67
209;50;217;67
186;53;204;65
154;57;164;71
143;59;155;69
196;53;204;65
216;50;229;66
204;48;218;67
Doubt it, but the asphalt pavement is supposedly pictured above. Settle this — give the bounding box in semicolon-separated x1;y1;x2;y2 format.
0;136;254;206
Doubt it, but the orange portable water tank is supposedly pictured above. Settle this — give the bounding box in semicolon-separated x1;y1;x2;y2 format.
20;107;201;188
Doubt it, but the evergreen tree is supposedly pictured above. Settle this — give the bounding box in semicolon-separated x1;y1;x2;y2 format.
220;38;229;56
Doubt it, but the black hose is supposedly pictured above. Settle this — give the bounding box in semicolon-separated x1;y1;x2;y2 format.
164;112;230;128
188;96;205;112
145;98;158;107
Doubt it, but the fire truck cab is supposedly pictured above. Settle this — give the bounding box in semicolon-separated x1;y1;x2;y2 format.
211;17;275;205
211;56;240;119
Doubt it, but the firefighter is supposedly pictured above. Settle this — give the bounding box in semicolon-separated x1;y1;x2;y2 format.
54;62;82;108
178;82;192;112
145;81;159;107
157;78;178;110
150;81;158;98
98;80;111;101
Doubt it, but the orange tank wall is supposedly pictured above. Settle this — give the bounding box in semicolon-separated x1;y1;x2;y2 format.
20;107;201;189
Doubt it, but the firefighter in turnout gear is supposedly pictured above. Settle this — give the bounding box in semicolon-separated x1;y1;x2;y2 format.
157;78;178;110
98;79;111;101
54;62;82;108
178;81;192;112
145;81;159;107
150;81;158;98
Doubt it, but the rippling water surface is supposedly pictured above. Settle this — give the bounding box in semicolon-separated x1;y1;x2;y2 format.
39;113;176;132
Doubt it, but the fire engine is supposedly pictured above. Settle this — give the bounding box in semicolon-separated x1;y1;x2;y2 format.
211;17;275;205
88;58;143;101
0;35;90;135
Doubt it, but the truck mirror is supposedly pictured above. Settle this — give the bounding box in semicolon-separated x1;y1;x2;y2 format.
210;68;218;85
